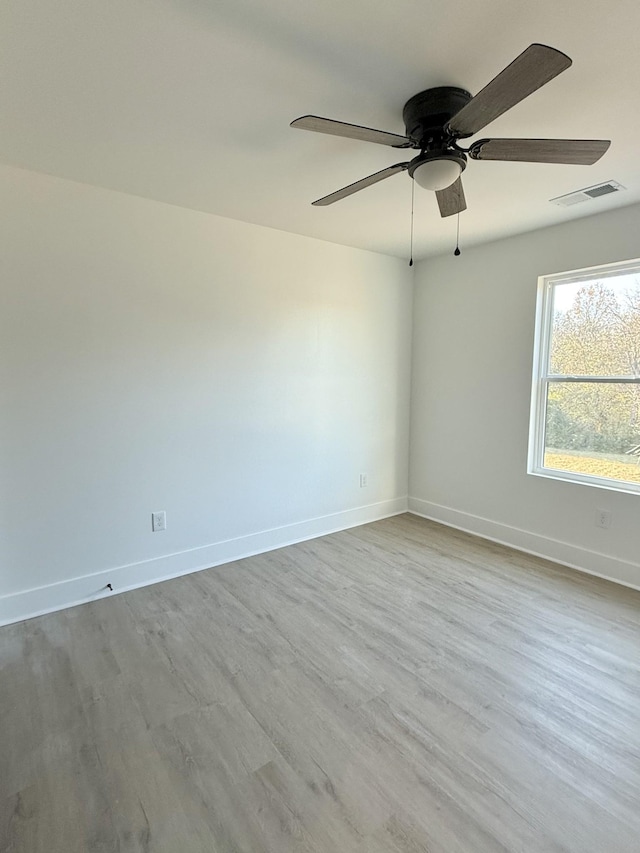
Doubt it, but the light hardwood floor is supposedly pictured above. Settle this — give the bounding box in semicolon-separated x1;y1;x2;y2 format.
2;514;640;852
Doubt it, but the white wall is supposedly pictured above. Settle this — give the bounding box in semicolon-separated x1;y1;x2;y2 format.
409;202;640;589
0;164;413;624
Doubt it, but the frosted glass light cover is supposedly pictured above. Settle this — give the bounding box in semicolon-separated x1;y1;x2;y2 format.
412;159;461;191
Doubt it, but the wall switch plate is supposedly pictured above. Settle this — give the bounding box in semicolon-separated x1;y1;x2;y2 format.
595;509;612;529
359;473;368;488
152;511;167;532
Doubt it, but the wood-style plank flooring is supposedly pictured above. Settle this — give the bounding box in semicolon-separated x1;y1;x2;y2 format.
2;514;640;852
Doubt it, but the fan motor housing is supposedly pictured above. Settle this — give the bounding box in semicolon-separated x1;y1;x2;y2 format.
403;86;472;147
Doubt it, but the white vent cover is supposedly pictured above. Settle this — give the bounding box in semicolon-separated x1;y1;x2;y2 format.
550;180;626;207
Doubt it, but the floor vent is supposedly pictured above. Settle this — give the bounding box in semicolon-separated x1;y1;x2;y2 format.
551;180;625;207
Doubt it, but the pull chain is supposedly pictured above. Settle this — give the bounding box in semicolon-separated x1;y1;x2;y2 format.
409;179;415;267
454;211;461;256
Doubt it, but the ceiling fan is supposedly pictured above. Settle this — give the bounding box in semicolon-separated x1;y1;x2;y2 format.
291;44;610;217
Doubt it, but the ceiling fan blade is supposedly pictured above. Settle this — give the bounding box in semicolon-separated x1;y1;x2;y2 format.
291;115;412;148
469;137;611;164
446;44;572;137
312;163;410;206
436;177;467;218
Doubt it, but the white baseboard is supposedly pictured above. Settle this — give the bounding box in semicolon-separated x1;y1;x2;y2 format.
0;497;408;627
408;497;640;593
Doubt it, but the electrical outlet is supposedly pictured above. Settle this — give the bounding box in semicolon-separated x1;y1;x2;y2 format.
152;511;167;532
595;509;612;529
359;473;368;488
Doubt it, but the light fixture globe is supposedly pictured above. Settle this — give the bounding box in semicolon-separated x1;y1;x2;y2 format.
408;151;466;191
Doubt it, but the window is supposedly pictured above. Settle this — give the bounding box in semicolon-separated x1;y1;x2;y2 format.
529;258;640;494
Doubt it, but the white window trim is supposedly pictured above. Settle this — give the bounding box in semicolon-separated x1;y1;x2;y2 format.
528;257;640;496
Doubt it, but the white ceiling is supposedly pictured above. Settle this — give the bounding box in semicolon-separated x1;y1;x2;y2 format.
2;0;639;259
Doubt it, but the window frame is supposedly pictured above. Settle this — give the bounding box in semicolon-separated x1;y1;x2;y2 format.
528;256;640;495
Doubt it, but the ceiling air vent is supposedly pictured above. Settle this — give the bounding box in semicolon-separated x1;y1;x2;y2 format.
550;180;625;207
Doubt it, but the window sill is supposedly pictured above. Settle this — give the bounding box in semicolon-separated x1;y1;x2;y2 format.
528;466;640;496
